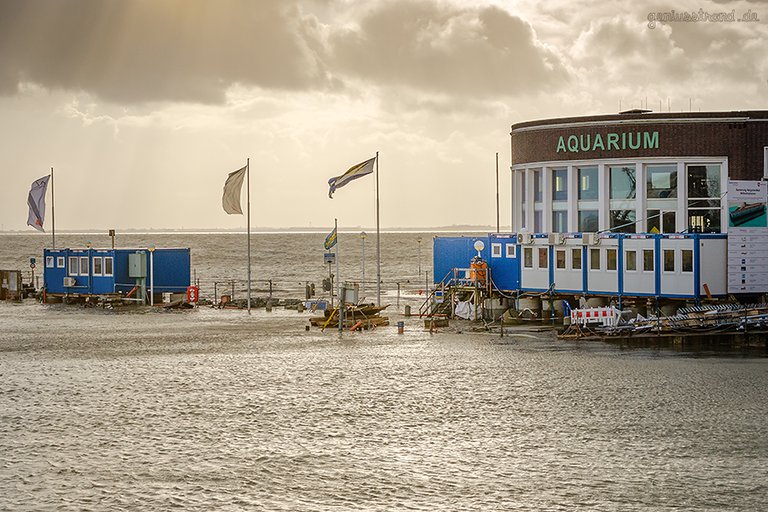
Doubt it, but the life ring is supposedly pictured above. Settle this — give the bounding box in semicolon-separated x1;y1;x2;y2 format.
186;285;199;303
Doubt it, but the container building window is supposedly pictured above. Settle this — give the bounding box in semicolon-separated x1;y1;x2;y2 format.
571;249;582;270
491;243;502;258
663;249;675;272
625;250;637;271
552;211;568;233
505;244;516;258
57;256;65;268
610;210;636;233
538;248;548;269
93;257;103;276
590;248;601;270
578;210;599;232
556;250;566;269
104;257;114;277
552;168;568;202
68;256;79;276
682;249;693;273
578;166;598;201
643;250;654;272
45;256;54;268
606;249;617;271
524;248;533;268
79;257;89;276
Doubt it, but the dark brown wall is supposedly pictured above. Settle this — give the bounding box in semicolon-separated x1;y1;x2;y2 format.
510;111;768;180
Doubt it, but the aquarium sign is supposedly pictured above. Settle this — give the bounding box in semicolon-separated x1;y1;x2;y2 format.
556;131;659;154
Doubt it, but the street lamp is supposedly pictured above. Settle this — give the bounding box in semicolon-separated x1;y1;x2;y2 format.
148;244;156;306
417;237;422;278
360;231;367;297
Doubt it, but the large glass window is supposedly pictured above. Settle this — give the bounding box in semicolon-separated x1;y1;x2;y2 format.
647;165;677;199
687;164;721;233
534;211;543;232
533;169;542;202
647;210;676;234
610;165;636;199
578;166;598;200
578;210;599;232
610;210;636;233
520;173;526;229
552;210;568;233
552;168;568;202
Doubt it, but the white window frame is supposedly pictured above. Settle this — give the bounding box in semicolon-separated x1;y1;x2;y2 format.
505;243;516;258
590;248;601;271
663;249;676;273
79;256;89;276
45;256;54;268
537;247;549;270
681;249;693;273
571;248;582;270
103;257;114;277
606;248;618;272
56;256;65;268
491;243;502;258
523;247;533;269
93;257;103;276
625;249;637;272
68;256;79;276
642;249;655;273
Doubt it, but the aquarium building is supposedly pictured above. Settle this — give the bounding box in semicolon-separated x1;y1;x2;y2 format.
434;110;768;303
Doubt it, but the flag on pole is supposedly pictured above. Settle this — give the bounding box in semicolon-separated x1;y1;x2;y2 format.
324;226;337;250
27;175;50;232
328;157;375;198
222;166;247;214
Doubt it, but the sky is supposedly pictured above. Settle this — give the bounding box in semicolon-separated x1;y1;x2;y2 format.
1;0;766;231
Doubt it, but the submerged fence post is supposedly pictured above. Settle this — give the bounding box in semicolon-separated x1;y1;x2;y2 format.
214;282;218;305
397;282;400;312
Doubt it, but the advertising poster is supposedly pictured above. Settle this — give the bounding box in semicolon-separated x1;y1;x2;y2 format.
728;180;768;293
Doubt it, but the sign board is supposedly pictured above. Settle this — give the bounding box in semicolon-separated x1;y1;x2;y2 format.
323;252;336;265
434;290;444;304
727;180;768;293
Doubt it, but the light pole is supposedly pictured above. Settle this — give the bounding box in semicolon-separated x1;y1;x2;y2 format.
360;231;367;297
417;237;422;279
148;244;155;306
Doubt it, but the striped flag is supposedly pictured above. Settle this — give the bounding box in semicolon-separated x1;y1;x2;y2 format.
324;226;337;250
26;175;50;232
328;157;375;198
222;166;247;214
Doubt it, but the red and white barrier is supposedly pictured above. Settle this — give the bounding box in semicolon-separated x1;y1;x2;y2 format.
570;306;621;327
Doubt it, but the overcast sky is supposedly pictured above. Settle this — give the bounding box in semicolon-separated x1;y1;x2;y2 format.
1;0;766;231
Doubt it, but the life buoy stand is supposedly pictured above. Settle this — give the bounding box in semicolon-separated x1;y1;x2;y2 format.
187;285;199;303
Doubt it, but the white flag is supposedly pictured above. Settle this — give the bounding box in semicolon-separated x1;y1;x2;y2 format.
222;166;247;215
27;175;50;232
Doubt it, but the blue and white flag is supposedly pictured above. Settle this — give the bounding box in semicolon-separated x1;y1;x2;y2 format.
328;157;375;198
324;226;337;250
26;175;50;232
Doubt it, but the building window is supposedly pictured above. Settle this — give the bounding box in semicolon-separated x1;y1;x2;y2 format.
552;168;568;202
524;248;533;268
520;173;527;229
93;257;103;276
610;165;636;200
610;210;636;233
590;248;601;270
643;250;654;272
534;210;543;232
687;164;721;233
45;256;54;268
552;210;568;233
104;257;114;277
556;249;566;269
682;249;693;272
647;210;676;234
505;244;516;258
79;256;89;276
647;165;677;199
578;210;599;232
578;166;598;201
491;243;502;258
626;250;637;271
533;169;542;202
56;256;65;268
538;248;548;269
571;248;582;270
68;256;78;276
663;249;675;272
606;249;617;271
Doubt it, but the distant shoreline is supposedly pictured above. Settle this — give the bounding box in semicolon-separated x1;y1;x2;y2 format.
0;226;498;235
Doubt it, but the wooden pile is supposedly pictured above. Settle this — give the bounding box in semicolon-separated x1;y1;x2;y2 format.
309;304;390;330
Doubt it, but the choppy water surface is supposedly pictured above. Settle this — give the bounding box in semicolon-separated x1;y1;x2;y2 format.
1;233;767;510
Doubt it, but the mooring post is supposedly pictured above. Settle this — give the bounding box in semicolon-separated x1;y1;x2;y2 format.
397;282;400;312
214;282;218;305
231;280;235;300
269;279;273;300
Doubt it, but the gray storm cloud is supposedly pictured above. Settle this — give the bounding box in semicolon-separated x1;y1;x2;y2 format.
0;0;569;104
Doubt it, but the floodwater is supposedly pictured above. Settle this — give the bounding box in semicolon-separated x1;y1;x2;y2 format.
1;233;768;510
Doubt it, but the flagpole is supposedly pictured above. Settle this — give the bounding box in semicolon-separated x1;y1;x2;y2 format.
50;167;55;249
336;218;342;334
375;151;381;306
247;158;251;315
495;152;500;233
